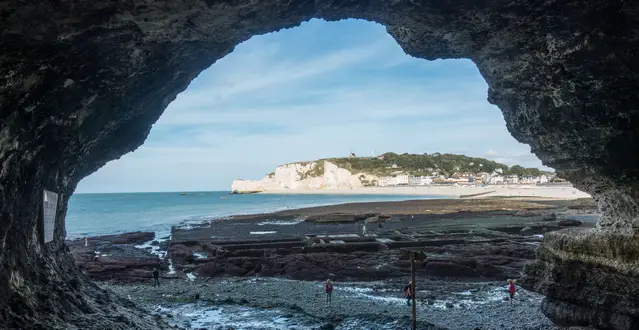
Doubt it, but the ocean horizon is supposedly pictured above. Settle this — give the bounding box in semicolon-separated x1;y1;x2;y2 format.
66;191;450;240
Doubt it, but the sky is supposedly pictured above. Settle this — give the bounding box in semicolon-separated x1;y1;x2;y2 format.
76;19;550;193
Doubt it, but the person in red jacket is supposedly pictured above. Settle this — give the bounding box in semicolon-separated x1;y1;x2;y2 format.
404;281;413;306
325;279;334;304
508;279;516;302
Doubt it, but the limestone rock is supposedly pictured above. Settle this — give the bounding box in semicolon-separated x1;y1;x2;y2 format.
522;229;639;330
231;161;370;193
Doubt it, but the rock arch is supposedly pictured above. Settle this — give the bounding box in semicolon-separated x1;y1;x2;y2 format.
1;0;638;329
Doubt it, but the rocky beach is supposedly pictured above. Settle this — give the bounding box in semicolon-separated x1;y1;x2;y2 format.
68;197;598;329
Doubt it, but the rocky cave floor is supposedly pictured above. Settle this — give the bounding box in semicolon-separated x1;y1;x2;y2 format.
102;277;553;330
68;198;598;329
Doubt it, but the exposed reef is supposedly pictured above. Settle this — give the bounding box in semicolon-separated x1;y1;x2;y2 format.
1;0;639;329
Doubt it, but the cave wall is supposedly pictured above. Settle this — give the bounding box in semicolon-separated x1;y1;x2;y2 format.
1;0;639;328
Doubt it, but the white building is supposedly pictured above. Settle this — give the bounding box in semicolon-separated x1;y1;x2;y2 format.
409;176;421;186
396;175;409;186
488;175;505;184
378;176;395;187
409;176;433;186
504;175;519;184
539;175;549;184
420;176;433;185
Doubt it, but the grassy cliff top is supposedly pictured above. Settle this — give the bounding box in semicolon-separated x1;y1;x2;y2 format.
288;152;552;177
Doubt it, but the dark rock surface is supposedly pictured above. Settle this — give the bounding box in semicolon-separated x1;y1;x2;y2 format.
1;1;638;329
522;229;639;330
168;207;584;282
67;232;176;283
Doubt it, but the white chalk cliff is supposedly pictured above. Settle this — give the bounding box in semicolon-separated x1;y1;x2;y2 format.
231;161;377;193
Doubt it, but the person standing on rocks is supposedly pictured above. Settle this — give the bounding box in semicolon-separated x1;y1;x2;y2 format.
325;279;334;305
508;279;516;302
153;268;160;287
404;281;413;306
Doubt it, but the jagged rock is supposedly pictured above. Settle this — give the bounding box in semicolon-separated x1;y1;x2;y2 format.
169;244;194;264
1;1;639;329
542;213;557;221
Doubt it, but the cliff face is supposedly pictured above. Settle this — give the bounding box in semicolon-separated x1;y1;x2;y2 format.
232;161;371;193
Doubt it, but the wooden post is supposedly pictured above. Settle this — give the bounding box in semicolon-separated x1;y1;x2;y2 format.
410;252;417;330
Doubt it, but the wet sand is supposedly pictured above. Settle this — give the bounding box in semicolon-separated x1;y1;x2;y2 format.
256;185;590;199
228;197;570;221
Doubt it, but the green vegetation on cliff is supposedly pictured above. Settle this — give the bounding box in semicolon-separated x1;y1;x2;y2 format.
323;152;550;177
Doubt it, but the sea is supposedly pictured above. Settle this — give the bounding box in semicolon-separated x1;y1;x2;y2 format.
66;191;449;239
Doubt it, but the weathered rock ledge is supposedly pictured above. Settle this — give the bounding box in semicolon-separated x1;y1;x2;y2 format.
522;229;639;330
1;0;638;329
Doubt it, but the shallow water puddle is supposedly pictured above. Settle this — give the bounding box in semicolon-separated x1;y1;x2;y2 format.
257;219;302;226
337;283;528;310
156;304;322;329
250;231;277;235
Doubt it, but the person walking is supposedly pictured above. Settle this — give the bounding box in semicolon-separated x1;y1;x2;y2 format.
508;279;516;302
404;281;413;306
325;279;334;305
153;268;160;287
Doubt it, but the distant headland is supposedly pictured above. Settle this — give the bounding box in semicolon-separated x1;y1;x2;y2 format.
231;152;586;198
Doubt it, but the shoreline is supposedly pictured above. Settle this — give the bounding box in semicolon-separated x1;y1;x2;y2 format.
251;185;590;199
222;197;594;222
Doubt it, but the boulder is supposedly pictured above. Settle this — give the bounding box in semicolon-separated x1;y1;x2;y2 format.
224;264;247;276
196;263;224;277
558;219;583;227
364;216;380;224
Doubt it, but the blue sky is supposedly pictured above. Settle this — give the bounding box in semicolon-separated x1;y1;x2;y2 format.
76;19;549;193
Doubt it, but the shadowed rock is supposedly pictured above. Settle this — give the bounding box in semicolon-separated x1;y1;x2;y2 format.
1;0;638;329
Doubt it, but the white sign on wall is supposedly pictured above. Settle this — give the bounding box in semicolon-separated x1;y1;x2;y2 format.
43;189;58;243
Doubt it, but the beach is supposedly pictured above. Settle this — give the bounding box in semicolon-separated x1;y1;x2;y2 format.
256;184;590;199
69;196;597;329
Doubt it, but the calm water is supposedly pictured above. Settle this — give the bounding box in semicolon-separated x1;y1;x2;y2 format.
66;192;449;239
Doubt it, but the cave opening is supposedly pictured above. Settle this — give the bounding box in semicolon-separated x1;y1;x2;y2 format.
1;1;638;329
68;18;543;237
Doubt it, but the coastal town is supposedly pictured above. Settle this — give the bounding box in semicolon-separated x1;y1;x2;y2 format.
375;168;564;187
230;153;574;195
